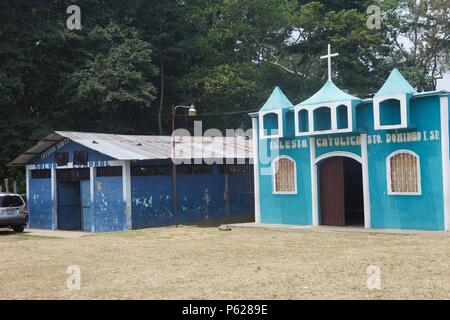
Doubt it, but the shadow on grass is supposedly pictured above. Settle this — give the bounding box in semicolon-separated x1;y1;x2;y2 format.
0;229;19;236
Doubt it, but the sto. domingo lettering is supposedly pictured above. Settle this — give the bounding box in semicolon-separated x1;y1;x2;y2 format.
269;130;440;151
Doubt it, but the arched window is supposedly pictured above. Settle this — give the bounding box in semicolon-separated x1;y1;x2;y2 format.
379;98;401;126
336;105;349;129
273;156;297;194
298;109;309;133
313;107;332;131
263;112;279;136
387;150;421;195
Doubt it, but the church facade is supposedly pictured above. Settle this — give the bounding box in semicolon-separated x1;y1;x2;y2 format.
250;48;450;231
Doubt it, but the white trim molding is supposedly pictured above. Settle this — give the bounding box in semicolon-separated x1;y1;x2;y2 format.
259;110;283;139
314;151;362;165
25;166;31;228
122;161;132;230
440;95;450;231
386;149;422;195
360;133;371;228
294;100;354;136
251;117;261;223
50;167;57;230
309;137;319;226
90;167;96;233
272;155;297;195
373;94;409;130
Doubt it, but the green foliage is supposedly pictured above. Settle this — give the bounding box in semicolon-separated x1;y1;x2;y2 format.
380;0;450;91
74;23;158;111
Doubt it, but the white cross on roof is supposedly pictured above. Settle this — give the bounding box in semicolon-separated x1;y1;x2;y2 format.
320;44;339;80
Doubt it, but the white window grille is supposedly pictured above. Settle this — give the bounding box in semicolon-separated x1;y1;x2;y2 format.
387;150;421;195
273;157;297;194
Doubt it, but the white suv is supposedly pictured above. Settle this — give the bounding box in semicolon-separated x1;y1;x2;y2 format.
0;193;28;233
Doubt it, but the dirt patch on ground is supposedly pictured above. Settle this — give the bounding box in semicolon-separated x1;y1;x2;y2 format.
1;226;450;299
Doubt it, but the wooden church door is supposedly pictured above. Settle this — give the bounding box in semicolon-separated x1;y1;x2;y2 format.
319;157;346;226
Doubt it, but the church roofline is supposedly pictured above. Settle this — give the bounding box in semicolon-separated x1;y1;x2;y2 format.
259;86;294;112
297;80;361;107
360;90;448;104
375;68;418;97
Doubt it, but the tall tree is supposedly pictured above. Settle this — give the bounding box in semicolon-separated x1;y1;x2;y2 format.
381;0;450;91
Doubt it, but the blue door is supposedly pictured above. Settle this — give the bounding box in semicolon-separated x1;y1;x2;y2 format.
57;181;81;230
80;180;91;232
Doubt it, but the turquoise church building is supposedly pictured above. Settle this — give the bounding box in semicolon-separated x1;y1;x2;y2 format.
250;48;450;231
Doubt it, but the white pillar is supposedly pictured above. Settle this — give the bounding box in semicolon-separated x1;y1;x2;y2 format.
308;111;314;135
252;117;261;224
25;166;31;227
360;133;371;228
90;167;96;233
310;137;318;226
51;167;57;230
331;106;338;131
122;161;132;230
440;96;450;231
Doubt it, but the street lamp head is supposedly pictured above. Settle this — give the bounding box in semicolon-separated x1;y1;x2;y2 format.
188;104;197;117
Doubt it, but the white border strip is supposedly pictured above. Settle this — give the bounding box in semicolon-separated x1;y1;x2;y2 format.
440;95;450;231
122;161;132;230
310;137;319;226
51;167;57;230
90;167;96;233
361;133;371;228
315;151;362;165
251;117;261;223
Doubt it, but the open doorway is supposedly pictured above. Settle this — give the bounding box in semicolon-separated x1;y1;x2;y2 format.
57;169;90;231
319;157;364;226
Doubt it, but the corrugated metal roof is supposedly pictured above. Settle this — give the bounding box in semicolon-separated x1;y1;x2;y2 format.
8;133;66;167
8;131;253;166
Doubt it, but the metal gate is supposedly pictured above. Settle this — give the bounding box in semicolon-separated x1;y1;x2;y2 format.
224;164;255;223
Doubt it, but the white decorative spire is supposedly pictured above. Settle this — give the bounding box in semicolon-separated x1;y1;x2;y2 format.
320;44;339;80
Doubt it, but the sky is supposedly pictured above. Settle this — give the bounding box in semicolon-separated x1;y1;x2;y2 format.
437;73;450;91
398;35;449;92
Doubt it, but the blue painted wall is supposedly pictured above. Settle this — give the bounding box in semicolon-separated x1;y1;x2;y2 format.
80;180;91;232
28;177;52;229
131;163;254;229
258;137;312;225
93;176;126;232
367;95;444;230
131;174;173;228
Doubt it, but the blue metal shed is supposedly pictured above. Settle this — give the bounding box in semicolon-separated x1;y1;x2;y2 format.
9;132;254;232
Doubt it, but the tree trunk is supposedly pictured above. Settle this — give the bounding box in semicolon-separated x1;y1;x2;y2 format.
158;50;165;135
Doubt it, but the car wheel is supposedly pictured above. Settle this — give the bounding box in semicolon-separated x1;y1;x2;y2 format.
12;225;25;233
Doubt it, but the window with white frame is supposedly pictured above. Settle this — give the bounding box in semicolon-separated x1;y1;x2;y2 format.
273;156;297;194
387;150;421;194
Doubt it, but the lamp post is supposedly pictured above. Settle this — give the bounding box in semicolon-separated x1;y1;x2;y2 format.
172;104;197;227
